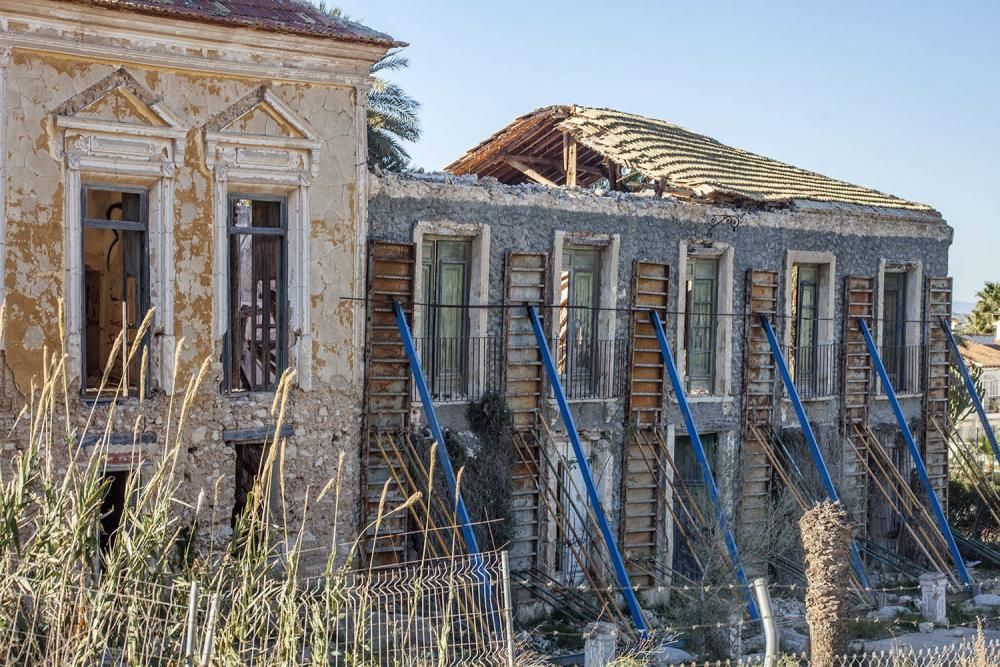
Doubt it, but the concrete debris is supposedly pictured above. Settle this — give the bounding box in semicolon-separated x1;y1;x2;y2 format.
651;645;694;665
780;627;809;654
969;593;1000;608
870;605;911;621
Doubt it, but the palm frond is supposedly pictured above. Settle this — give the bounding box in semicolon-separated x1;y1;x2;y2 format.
319;6;421;172
371;52;410;74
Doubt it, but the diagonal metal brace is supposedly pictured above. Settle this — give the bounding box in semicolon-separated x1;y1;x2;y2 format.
649;310;761;622
526;305;650;636
859;318;974;590
938;316;1000;466
759;315;874;595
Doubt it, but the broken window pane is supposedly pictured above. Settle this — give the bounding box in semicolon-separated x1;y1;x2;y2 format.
82;186;149;394
559;246;601;397
232;442;267;529
226;197;287;393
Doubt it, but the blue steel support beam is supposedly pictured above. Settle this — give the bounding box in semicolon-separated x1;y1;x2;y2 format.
939;317;1000;466
649;311;761;622
759;316;874;593
393;301;501;628
393;301;482;554
859;318;974;590
526;306;650;636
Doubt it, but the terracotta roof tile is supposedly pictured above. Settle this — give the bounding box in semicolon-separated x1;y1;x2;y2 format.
71;0;401;47
960;339;1000;369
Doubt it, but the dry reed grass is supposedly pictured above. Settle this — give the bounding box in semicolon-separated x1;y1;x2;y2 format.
0;305;517;665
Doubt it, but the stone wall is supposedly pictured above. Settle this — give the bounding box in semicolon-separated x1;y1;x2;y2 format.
367;171;953;549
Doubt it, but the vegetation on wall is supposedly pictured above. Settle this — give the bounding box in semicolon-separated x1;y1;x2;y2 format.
440;393;515;550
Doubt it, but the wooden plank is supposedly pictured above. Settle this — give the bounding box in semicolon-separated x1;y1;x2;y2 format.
739;269;778;558
504;251;548;577
503;157;558;188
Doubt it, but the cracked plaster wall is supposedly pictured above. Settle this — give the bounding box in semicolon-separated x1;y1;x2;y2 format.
0;37;369;569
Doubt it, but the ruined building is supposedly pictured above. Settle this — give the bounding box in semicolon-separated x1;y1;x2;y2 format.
0;1;956;617
366;105;953;599
0;0;399;558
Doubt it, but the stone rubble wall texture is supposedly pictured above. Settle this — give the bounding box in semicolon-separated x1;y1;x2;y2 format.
367;172;952;544
799;501;852;667
0;8;376;571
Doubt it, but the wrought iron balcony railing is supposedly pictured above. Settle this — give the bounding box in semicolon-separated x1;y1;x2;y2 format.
556;338;629;400
875;344;923;396
786;342;841;399
413;336;503;403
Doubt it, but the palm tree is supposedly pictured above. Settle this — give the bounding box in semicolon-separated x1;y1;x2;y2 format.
322;5;421;171
967;281;1000;334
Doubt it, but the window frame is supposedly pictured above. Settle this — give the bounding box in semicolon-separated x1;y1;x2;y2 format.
684;256;720;394
792;263;821;386
420;236;473;397
560;244;602;391
79;183;151;396
223;193;289;394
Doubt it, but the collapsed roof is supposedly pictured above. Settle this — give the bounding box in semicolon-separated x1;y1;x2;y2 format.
69;0;402;47
446;105;936;213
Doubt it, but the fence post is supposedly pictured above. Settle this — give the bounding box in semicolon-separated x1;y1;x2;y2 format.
919;572;948;625
583;622;618;667
184;581;199;667
752;578;778;667
199;593;219;667
501;551;516;667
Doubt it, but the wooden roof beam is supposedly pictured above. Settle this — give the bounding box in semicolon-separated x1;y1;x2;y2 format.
501;153;603;177
503;157;559;187
563;132;578;187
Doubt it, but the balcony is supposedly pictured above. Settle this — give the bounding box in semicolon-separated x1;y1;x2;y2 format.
786;343;840;399
876;344;923;396
556;338;628;400
413;336;503;403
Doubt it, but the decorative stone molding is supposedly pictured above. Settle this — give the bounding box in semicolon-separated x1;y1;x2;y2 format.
54;67;185;393
0;47;10;337
205;87;321;391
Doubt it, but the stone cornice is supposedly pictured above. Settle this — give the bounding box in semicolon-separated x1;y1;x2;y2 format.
370;173;954;244
0;0;385;89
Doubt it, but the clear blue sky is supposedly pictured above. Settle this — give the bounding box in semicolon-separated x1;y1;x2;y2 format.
336;0;999;305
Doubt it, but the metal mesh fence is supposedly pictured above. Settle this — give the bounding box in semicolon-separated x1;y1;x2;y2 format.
677;638;999;667
1;551;515;666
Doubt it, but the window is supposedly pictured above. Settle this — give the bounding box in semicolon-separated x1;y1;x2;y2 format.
672;434;717;579
559;246;601;397
790;264;821;390
882;271;908;389
420;237;472;399
225;196;287;393
232;441;268;530
99;469;134;557
82;186;150;394
685;258;719;394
